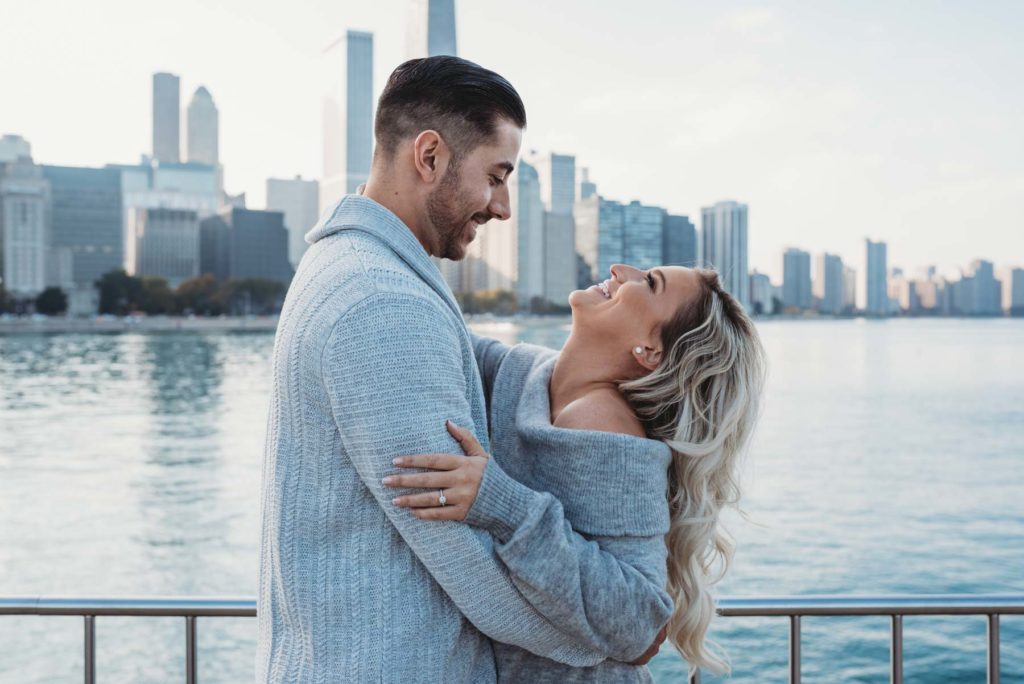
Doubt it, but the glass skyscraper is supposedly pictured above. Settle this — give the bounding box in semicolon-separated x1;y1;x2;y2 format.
701;200;749;310
866;238;888;315
321;30;374;216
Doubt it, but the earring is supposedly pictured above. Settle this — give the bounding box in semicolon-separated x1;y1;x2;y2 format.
634;346;643;355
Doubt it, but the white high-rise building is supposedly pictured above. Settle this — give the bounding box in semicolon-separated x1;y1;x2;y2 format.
267;176;321;271
152;73;181;163
842;265;857;313
865;238;888;315
186;86;219;167
406;0;457;58
701;200;749;310
321;31;374;216
1005;267;1024;315
814;252;844;314
0;158;51;297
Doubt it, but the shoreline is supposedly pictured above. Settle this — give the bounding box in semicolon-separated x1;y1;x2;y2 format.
1;312;1018;335
0;315;280;334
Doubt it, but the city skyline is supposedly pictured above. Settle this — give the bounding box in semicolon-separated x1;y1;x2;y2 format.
2;0;1022;283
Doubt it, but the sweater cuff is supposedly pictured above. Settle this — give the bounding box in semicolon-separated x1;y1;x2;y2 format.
464;457;537;543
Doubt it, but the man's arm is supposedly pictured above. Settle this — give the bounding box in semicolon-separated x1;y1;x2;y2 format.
321;291;604;666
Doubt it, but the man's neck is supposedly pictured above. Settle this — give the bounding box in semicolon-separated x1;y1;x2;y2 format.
363;175;435;256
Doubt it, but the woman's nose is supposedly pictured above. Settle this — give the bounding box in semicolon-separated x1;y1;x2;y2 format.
610;264;639;282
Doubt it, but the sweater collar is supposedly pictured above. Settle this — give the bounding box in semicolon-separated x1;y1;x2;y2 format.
306;194;460;318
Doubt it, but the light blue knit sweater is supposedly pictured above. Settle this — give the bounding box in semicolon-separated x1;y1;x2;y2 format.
257;195;670;682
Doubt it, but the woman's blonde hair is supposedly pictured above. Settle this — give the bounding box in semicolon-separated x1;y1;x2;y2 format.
619;268;766;676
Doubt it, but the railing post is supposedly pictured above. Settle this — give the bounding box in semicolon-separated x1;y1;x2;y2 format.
790;615;801;684
987;614;1000;684
186;615;197;684
891;614;903;684
83;615;95;684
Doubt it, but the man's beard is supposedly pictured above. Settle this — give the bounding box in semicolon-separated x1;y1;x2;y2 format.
426;162;476;260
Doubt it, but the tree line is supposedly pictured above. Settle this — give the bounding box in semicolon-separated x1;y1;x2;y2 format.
0;270;287;316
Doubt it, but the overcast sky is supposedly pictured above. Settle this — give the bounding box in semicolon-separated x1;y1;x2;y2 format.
4;0;1022;282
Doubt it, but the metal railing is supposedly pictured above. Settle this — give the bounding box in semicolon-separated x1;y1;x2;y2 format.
690;595;1024;684
1;594;1021;683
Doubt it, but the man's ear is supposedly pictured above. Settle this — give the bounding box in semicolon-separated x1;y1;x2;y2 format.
412;130;449;183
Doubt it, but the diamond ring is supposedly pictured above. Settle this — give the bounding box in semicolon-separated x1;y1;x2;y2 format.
438;491;447;507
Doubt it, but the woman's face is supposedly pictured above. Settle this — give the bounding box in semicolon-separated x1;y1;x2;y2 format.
569;264;703;361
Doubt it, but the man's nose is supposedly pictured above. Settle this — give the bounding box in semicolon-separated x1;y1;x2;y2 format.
489;185;511;222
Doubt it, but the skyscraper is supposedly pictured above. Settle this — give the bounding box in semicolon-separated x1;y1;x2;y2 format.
530;152;577;305
865;238;888;315
749;271;773;315
406;0;457;58
152;73;181;163
1007;268;1024;316
965;259;1002;315
814;252;844;314
512;161;544;305
186;86;219;167
701;200;749;310
125;207;200;287
578;167;597;201
662;214;696;267
842;265;857;313
41;165;123;313
199;207;294;284
782;248;812;310
579;197;665;286
267;176;320;271
321;31;374;216
0;157;51;298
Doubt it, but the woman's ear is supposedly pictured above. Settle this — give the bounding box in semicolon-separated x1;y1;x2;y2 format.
412;130;448;182
632;344;662;371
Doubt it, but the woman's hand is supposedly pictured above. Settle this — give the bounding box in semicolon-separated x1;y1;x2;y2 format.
383;421;489;521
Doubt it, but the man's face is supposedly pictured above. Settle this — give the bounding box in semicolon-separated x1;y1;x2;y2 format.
425;119;522;260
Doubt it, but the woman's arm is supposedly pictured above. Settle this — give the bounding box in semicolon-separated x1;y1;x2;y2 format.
386;423;673;664
469;332;511;411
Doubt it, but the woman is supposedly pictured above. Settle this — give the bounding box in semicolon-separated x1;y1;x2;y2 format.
384;264;766;680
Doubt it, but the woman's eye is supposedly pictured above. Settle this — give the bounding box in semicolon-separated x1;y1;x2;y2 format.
646;273;655;290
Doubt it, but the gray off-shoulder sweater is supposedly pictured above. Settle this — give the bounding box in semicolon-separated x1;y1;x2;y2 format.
465;336;676;683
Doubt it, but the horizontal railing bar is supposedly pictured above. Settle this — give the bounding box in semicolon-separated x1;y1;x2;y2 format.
715;595;1024;617
1;594;1022;618
0;597;256;617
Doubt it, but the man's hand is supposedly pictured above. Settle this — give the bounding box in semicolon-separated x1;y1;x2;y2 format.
383;421;489;521
628;624;667;665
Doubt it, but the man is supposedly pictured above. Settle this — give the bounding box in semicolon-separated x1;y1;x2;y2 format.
257;56;665;682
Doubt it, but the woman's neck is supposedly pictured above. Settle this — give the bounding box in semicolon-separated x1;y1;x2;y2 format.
549;332;623;420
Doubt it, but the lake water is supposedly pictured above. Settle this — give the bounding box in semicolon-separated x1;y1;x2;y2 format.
1;318;1022;682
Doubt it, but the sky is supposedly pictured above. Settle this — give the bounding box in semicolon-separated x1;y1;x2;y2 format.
3;0;1022;284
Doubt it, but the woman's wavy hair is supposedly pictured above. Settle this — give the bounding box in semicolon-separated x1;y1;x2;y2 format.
619;268;767;676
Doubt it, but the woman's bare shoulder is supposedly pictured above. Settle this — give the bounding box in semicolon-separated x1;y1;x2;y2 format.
552;389;646;438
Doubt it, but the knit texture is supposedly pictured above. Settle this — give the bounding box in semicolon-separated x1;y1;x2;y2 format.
466;337;675;683
257;195;619;683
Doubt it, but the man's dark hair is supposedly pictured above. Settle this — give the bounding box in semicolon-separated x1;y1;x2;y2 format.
374;56;527;162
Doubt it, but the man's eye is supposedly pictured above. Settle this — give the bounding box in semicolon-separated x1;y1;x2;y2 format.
490;175;503;186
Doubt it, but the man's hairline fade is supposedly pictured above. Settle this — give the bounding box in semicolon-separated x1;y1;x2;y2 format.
373;56;527;165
